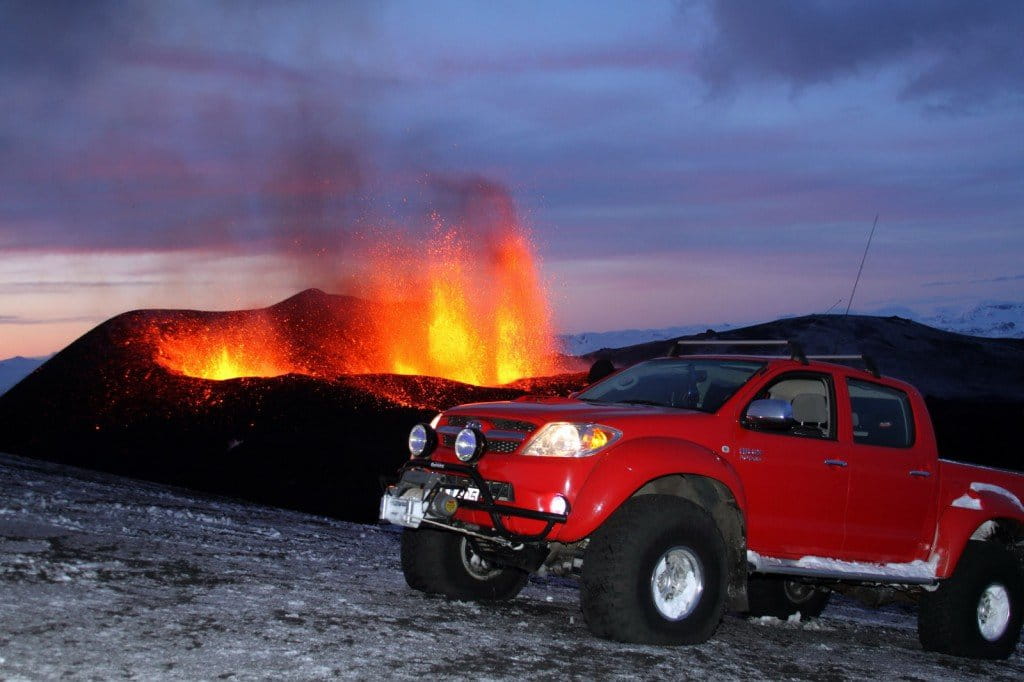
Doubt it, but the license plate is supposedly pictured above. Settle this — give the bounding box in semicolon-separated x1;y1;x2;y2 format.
442;486;481;502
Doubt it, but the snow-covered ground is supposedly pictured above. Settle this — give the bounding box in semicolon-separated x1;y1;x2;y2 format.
1;451;1022;681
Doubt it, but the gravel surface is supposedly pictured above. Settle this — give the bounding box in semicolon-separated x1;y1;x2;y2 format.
1;452;1022;681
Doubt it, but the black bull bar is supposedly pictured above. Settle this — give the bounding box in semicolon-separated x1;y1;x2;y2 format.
396;459;569;543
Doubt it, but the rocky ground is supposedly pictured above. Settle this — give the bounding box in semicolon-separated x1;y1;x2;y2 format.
1;451;1021;681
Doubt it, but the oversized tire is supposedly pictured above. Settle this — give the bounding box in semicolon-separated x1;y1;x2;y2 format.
918;541;1023;659
746;576;830;619
580;495;728;645
400;527;529;601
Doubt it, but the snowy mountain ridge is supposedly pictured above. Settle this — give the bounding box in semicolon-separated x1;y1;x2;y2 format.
559;301;1024;355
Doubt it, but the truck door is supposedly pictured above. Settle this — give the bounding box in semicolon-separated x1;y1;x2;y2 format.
841;377;936;563
732;371;849;558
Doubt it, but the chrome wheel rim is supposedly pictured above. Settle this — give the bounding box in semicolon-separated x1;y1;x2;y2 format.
460;538;500;581
651;546;704;621
977;583;1011;642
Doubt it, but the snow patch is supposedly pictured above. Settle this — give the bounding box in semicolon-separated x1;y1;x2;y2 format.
951;494;982;510
749;613;834;632
970;520;999;541
969;482;1024;513
748;550;938;581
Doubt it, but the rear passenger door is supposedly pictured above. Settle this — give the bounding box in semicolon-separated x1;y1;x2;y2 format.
841;378;936;563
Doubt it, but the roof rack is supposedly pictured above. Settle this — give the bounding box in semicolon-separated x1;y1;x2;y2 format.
666;339;880;378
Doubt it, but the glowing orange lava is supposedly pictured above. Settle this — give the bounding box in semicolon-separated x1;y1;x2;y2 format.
151;220;558;386
369;220;557;386
152;316;303;380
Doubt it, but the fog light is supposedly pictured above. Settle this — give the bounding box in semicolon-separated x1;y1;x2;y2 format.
454;427;486;462
408;423;437;458
550;495;569;515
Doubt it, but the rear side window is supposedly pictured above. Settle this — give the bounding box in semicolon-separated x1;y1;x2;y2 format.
848;379;915;448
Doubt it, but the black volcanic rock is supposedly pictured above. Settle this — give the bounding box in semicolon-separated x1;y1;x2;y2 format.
0;291;584;521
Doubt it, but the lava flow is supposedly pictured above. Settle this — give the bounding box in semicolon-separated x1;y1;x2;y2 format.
150;221;559;387
152;314;304;381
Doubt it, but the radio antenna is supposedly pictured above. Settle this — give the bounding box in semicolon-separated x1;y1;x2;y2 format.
844;214;878;317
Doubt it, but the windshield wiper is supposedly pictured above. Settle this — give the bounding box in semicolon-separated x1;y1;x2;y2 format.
617;399;669;407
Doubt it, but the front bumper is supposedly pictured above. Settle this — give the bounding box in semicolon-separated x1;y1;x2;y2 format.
379;460;569;543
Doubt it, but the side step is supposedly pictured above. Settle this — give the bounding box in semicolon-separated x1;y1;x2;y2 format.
747;550;937;584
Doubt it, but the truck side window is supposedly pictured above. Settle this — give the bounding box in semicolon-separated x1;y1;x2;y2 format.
847;379;915;448
746;373;834;439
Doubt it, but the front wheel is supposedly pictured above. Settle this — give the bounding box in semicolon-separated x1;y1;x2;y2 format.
918;541;1023;659
400;527;528;601
746;576;830;619
581;495;728;645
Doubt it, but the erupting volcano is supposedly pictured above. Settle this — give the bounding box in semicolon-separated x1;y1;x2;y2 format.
148;222;558;387
0;212;585;522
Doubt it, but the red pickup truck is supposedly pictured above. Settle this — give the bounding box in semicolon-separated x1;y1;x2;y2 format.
380;341;1024;659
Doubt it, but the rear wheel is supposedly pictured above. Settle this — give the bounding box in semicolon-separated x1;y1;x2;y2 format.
918;541;1023;659
581;495;728;645
746;576;830;619
400;527;529;601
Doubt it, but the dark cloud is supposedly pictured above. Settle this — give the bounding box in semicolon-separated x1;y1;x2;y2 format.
0;0;144;83
697;0;1024;106
0;1;374;271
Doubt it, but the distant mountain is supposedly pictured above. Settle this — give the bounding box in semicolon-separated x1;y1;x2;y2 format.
0;355;50;396
560;301;1024;355
920;302;1024;339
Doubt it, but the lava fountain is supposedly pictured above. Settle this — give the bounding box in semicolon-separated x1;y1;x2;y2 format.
150;220;558;387
370;220;557;386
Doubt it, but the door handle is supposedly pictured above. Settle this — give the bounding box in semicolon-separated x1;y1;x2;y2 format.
823;459;848;468
909;470;931;478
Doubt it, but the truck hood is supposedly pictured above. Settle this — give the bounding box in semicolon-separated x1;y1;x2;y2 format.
445;396;718;431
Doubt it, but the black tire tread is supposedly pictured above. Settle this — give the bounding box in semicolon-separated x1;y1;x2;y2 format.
918;540;1023;659
581;495;728;645
400;527;528;601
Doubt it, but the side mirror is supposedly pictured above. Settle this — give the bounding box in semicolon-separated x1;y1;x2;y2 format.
744;399;794;430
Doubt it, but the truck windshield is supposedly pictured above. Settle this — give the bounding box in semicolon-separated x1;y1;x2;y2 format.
577;358;764;413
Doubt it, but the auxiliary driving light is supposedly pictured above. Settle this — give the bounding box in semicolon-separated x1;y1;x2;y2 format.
408;423;437;458
454;427;487;462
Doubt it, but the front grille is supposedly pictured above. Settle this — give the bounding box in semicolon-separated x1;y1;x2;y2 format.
445;415;536;433
441;433;520;454
491;419;536;433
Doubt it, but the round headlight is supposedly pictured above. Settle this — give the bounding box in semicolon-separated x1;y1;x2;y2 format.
454;427;486;462
408;423;437;458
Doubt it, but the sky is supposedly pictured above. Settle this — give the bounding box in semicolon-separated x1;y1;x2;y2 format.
1;0;1022;358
